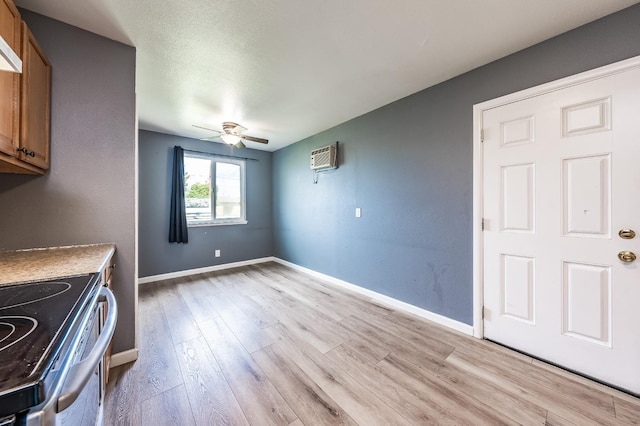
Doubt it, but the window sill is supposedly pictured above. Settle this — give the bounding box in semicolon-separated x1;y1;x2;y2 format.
187;220;248;228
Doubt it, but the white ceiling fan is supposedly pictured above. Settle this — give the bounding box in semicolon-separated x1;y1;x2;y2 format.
193;122;269;148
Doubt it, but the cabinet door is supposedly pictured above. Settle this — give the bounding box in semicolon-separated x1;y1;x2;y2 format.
20;22;50;170
0;0;20;157
101;257;115;384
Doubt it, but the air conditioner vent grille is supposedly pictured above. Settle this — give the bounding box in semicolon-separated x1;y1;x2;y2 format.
310;144;337;170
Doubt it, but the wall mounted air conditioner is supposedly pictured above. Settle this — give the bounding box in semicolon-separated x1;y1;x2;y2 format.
310;143;337;170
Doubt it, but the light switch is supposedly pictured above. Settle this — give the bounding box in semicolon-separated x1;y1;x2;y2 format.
355;208;361;218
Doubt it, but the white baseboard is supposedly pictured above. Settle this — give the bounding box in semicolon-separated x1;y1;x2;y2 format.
137;256;474;336
110;348;139;368
138;256;277;284
273;258;474;336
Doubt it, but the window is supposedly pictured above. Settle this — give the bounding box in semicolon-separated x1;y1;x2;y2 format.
183;154;246;226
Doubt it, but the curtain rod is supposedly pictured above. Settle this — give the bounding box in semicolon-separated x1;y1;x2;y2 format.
180;147;260;162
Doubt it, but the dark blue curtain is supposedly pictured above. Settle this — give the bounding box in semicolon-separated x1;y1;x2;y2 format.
169;146;188;243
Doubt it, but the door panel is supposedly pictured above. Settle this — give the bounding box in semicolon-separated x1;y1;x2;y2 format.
501;254;535;324
483;66;640;394
561;261;611;346
562;97;610;137
501;163;535;232
562;154;610;237
501;115;535;146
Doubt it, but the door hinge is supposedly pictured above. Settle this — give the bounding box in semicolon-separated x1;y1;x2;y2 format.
481;305;485;320
481;218;485;231
480;129;485;142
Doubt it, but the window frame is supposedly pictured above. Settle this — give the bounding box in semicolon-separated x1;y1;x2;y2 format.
184;152;247;227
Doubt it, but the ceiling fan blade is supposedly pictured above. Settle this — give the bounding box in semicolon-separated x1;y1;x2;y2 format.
192;124;222;133
234;140;246;149
199;136;220;141
241;135;269;144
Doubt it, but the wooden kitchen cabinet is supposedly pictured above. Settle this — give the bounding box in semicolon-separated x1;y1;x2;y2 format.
18;22;50;170
0;0;21;161
0;3;51;175
100;255;115;383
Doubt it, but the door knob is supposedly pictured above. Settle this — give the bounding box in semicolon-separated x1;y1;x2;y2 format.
618;251;636;263
619;229;636;239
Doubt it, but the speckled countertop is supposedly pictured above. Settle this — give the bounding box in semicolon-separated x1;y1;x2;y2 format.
0;244;116;285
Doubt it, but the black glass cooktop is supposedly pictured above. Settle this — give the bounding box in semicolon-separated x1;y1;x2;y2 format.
0;274;98;416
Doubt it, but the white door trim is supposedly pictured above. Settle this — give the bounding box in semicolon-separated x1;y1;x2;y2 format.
472;55;640;339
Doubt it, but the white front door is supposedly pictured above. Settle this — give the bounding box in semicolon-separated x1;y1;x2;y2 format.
482;65;640;394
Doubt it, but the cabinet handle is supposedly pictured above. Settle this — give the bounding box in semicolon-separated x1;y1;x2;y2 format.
16;147;35;157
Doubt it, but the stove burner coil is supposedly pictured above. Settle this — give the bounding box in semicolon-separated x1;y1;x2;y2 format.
0;323;15;344
0;282;71;310
0;316;38;352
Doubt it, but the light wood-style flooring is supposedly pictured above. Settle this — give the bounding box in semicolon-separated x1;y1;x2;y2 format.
105;262;640;425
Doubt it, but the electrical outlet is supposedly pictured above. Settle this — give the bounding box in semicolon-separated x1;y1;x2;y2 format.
355;208;361;218
215;249;221;258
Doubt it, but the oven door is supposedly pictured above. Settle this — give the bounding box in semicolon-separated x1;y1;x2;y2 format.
57;303;102;426
23;286;117;426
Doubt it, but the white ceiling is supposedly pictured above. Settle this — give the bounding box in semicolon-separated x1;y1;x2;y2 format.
14;0;640;151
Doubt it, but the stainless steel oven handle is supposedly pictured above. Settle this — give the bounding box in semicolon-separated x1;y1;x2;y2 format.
56;286;118;413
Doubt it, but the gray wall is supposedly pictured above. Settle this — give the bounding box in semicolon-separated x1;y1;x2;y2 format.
138;130;273;277
0;11;136;353
273;4;640;326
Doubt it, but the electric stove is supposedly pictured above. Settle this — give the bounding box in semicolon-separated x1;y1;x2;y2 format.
0;274;99;418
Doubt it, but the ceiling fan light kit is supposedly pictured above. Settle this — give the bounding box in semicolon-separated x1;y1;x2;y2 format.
220;133;241;145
